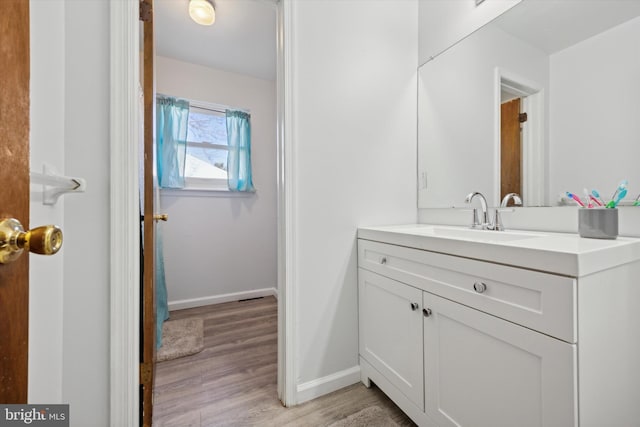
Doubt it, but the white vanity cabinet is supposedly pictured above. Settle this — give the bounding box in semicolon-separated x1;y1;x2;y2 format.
357;225;640;427
423;292;575;427
358;269;424;410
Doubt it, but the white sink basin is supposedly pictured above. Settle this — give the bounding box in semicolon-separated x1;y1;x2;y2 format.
414;226;543;242
358;224;640;277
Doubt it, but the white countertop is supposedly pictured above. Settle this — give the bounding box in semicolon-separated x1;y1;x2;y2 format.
357;224;640;277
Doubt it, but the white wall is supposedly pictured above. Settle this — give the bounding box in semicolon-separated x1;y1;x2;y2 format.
156;57;277;307
62;1;111;425
548;16;640;202
418;0;521;65
28;0;65;403
289;0;418;399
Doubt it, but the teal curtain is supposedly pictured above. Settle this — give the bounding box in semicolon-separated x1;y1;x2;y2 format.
226;110;255;192
155;226;169;348
154;95;188;348
156;96;189;188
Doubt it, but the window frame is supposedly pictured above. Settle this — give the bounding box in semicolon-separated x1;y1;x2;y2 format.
183;102;230;191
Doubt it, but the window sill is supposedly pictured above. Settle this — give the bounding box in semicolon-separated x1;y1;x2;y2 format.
160;188;256;197
160;187;256;198
160;177;257;198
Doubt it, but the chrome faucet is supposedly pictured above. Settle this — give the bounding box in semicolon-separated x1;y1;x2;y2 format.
464;192;522;231
465;192;490;229
500;193;522;208
494;193;523;231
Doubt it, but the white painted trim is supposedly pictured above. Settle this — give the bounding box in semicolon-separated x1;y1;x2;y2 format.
109;1;140;425
493;69;502;206
296;366;362;404
160;188;253;197
522;92;545;206
168;287;278;311
277;0;298;407
494;67;545;207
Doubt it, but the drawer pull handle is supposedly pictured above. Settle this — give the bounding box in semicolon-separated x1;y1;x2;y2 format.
423;308;432;317
473;282;487;293
410;302;419;311
380;257;387;264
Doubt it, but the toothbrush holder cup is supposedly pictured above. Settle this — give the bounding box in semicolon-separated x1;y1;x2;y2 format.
578;208;618;239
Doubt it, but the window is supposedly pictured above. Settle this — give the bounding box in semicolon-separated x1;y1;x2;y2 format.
184;103;229;189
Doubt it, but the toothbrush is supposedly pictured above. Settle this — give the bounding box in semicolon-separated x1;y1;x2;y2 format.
589;195;603;207
608;188;627;208
583;189;594;208
566;192;585;207
609;180;628;203
591;189;606;205
634;193;640;206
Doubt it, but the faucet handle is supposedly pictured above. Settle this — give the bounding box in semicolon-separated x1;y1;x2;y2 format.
470;208;482;229
460;208;482;229
459;208;482;229
493;207;515;231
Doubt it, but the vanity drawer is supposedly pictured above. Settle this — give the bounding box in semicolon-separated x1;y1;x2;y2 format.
358;239;576;343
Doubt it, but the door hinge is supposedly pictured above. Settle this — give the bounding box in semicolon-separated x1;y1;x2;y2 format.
519;112;528;123
140;362;153;384
139;0;152;22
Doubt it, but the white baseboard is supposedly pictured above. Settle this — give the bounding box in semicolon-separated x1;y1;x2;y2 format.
168;287;278;311
296;365;361;405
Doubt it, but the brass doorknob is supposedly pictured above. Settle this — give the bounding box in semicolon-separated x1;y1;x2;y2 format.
153;214;168;222
0;218;63;264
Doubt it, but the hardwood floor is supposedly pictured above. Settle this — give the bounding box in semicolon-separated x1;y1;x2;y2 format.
153;296;416;427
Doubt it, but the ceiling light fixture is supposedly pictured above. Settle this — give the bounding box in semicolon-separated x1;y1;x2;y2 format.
189;0;216;26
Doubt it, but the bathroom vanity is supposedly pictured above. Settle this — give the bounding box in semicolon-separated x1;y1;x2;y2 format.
357;224;640;427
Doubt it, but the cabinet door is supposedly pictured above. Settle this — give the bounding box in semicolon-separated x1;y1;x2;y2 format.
423;292;577;427
359;269;424;409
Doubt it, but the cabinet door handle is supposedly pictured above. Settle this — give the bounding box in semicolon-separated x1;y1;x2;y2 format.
423;308;432;317
410;302;419;311
380;257;387;264
473;281;487;293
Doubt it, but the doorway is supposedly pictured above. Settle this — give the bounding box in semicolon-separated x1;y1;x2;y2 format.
496;69;545;207
500;96;523;202
109;1;294;423
151;0;279;424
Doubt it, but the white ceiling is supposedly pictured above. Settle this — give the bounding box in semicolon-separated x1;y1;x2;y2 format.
494;0;640;54
155;0;277;81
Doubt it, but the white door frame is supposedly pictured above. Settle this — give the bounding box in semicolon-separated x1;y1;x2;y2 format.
108;0;296;424
494;67;545;207
276;0;298;407
109;1;141;425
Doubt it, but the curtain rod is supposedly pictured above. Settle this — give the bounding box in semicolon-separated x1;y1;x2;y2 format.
191;103;251;116
190;104;226;114
156;94;250;116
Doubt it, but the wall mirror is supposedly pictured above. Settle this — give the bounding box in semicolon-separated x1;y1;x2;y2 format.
418;0;640;208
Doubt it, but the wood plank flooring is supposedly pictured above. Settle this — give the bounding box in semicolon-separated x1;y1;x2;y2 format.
153;296;416;427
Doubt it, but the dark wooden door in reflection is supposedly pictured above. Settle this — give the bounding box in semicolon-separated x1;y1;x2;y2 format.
501;98;522;202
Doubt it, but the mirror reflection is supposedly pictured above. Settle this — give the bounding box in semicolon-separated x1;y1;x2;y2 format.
418;1;640;208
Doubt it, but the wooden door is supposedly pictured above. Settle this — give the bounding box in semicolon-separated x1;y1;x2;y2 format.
500;98;522;202
0;0;30;403
141;0;157;425
358;269;424;410
423;292;576;427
